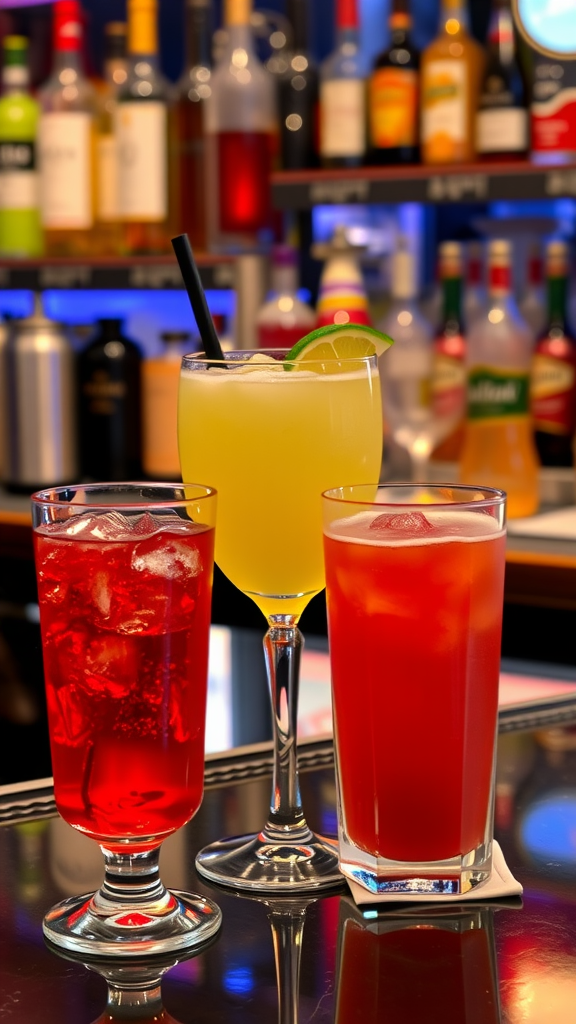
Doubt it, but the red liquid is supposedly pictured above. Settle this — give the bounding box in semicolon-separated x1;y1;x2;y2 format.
177;98;208;251
217;131;274;235
34;516;214;851
257;323;311;349
336;918;499;1024
324;512;505;863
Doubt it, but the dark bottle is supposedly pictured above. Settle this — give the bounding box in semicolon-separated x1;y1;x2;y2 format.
177;0;213;251
531;241;576;467
368;0;419;165
476;0;528;161
278;0;318;170
78;318;142;480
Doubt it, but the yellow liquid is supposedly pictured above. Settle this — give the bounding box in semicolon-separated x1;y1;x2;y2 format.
459;418;539;519
178;362;382;619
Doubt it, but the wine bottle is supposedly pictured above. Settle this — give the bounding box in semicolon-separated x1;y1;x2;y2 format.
0;36;43;257
176;0;213;251
95;22;127;255
319;0;367;169
278;0;318;170
368;0;419;165
476;0;528;161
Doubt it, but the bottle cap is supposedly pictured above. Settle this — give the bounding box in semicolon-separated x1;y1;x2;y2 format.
53;1;83;53
488;239;511;264
439;241;462;278
546;239;569;277
2;36;29;85
389;11;411;30
224;0;252;28
337;0;358;30
105;21;127;60
128;0;158;55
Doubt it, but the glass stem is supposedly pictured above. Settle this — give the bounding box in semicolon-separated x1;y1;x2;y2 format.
263;615;308;838
268;903;308;1024
93;846;173;915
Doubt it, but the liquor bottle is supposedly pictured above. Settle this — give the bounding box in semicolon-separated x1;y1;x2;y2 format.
116;0;172;255
0;37;43;258
206;0;277;248
420;0;484;165
460;240;539;519
532;55;576;165
142;331;189;480
431;241;467;462
368;0;419;165
38;0;96;256
464;240;485;328
519;242;546;339
531;241;576;467
177;0;213;252
278;0;318;170
78;318;142;481
256;245;315;348
319;0;367;169
95;22;127;255
315;226;371;328
476;0;528;161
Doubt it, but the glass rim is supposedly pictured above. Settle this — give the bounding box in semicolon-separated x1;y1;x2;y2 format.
321;482;507;512
31;481;217;512
181;349;378;369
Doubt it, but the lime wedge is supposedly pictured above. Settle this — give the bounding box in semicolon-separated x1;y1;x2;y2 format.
283;323;393;371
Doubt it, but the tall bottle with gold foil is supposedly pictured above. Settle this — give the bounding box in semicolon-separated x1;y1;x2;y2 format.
116;0;172;254
38;0;96;256
420;0;483;165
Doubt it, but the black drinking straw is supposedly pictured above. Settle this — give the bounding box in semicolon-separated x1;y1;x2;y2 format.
171;233;225;362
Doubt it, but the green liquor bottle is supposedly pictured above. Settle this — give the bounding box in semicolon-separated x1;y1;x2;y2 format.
0;36;43;257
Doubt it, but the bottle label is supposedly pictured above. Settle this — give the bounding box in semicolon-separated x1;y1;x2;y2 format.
0;141;38;210
97;133;119;221
531;353;576;435
532;58;576;154
422;59;466;160
467;368;530;420
477;107;528;154
116;102;167;220
320;79;365;158
39;112;92;228
432;352;466;420
369;68;417;148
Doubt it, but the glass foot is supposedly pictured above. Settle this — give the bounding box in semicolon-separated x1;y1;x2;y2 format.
195;827;342;893
43;888;222;958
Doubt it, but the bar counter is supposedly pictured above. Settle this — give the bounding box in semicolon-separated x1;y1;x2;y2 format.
2;716;576;1024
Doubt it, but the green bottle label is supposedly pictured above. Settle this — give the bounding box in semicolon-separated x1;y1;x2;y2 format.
467;368;530;420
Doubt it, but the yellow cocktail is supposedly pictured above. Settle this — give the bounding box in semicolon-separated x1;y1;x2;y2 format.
178;356;382;617
178;350;382;893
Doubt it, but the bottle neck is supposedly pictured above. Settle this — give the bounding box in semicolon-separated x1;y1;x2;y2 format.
336;0;358;32
488;6;515;64
442;276;462;324
2;65;30;95
288;0;309;54
224;0;251;28
528;256;542;288
488;263;512;298
439;0;469;36
547;275;568;327
53;48;84;75
185;1;212;69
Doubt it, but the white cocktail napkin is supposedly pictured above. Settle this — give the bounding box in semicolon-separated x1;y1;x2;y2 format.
347;841;523;905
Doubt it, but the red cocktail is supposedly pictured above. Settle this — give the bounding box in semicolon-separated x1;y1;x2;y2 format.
322;484;506;895
33;483;221;957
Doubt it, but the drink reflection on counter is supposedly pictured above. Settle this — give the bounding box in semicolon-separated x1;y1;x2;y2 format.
335;899;501;1024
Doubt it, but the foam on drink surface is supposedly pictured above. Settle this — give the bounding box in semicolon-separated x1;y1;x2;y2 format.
326;508;505;547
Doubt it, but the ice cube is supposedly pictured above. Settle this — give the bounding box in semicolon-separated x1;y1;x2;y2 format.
370;511;435;533
131;537;201;580
48;682;92;746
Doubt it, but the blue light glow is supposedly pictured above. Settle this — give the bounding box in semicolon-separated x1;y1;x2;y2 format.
520;791;576;865
223;966;255;996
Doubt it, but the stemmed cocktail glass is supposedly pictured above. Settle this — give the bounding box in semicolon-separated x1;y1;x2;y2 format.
178;351;382;891
32;483;222;955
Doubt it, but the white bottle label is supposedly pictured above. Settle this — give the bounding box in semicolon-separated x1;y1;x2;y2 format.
476;107;528;153
39;112;92;228
97;133;119;221
0;171;39;210
320;79;366;158
116;102;167;220
422;60;466;145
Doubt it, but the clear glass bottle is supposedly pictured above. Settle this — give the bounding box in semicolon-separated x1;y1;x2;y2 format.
116;0;172;255
38;0;97;257
460;239;539;518
476;0;528;161
368;0;419;165
256;245;315;348
531;240;576;467
177;0;213;252
0;35;43;257
278;0;318;170
95;22;127;255
420;0;484;164
319;0;367;169
206;0;277;249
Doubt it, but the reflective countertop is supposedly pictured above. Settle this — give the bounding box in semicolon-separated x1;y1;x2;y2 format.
2;722;576;1023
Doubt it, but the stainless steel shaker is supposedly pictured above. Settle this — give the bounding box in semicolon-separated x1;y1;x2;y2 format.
2;294;77;489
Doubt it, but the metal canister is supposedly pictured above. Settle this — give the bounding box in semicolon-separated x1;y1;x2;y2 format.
3;294;77;489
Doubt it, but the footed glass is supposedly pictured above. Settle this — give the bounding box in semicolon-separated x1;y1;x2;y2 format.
32;483;222;955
